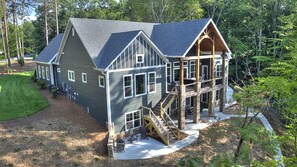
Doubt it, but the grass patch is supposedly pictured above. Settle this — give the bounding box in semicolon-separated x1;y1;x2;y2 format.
0;71;48;121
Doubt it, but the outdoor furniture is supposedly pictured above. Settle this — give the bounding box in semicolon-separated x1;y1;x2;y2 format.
140;127;149;140
128;133;139;144
115;137;126;152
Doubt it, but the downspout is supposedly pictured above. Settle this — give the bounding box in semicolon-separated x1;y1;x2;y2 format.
101;70;113;134
50;63;55;85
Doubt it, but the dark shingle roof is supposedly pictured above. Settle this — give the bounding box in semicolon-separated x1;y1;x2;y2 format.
70;18;158;67
96;30;141;69
35;34;63;63
151;18;211;57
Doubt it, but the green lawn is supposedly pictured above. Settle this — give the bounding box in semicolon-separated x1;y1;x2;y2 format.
0;72;48;121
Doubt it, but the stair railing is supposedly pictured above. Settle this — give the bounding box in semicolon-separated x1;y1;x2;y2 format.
163;111;181;140
160;86;178;117
141;106;170;145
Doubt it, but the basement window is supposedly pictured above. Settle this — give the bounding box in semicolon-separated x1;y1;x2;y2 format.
82;73;87;83
125;110;141;130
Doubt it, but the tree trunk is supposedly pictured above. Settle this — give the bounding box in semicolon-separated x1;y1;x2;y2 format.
45;0;49;45
55;0;59;34
2;0;11;67
235;56;239;82
234;136;244;160
12;0;20;59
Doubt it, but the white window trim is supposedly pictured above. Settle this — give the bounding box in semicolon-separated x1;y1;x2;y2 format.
190;60;196;79
134;73;147;97
72;27;75;36
38;65;41;78
57;68;61;73
125;110;141;131
46;67;49;80
123;74;133;99
136;54;144;64
82;73;87;83
166;63;172;83
42;66;45;79
99;76;105;88
148;72;156;94
173;68;188;82
202;65;209;80
68;70;75;82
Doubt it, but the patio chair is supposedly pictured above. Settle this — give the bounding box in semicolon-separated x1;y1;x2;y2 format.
115;138;126;152
140;127;149;140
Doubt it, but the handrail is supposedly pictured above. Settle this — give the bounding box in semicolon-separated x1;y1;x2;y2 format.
163;111;180;140
141;106;169;136
161;86;177;108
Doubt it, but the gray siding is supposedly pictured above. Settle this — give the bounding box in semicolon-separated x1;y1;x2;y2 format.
109;67;166;133
109;34;166;70
58;27;108;125
36;63;51;85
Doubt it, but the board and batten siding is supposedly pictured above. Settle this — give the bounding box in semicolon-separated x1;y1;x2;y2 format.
109;67;166;133
36;63;51;85
108;34;166;71
58;26;108;125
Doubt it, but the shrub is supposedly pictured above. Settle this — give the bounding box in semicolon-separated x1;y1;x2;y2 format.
31;71;37;83
50;86;59;98
17;57;25;66
37;80;46;89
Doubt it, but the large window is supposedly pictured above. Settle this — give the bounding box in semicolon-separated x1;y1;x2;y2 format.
135;73;146;96
173;68;188;82
125;110;141;130
68;70;75;82
42;66;45;79
190;61;196;78
99;76;104;88
82;73;87;83
46;67;49;80
123;75;133;98
38;65;41;78
148;72;156;93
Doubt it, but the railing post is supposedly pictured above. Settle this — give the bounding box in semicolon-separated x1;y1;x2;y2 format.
160;102;163;118
167;133;169;145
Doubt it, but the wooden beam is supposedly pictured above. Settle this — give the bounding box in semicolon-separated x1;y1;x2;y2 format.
222;51;226;78
183;56;198;61
196;40;200;82
180;58;184;85
211;35;215;80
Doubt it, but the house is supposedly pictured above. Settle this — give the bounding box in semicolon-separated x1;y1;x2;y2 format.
37;18;231;145
35;34;63;85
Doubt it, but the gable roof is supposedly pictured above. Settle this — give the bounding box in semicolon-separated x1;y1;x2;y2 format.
69;18;158;65
35;33;63;63
151;18;211;57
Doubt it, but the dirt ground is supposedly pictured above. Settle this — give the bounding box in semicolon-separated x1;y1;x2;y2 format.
0;60;36;74
0;61;278;166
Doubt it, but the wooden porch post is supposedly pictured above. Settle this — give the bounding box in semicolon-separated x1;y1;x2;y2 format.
178;58;185;129
208;36;215;117
193;40;201;123
220;51;226;112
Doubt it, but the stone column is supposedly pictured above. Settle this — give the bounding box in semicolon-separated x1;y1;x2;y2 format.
208;79;215;117
178;85;186;129
220;52;226;112
193;82;201;123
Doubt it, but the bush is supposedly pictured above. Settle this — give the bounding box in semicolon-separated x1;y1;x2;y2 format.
31;71;37;83
37;80;46;89
33;54;37;60
17;57;25;66
50;86;59;98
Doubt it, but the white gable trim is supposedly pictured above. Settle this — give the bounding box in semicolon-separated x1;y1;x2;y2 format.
104;31;168;71
181;19;231;58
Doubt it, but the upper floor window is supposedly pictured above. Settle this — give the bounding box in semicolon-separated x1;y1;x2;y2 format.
42;66;45;79
135;73;146;96
99;76;105;88
46;67;49;80
68;70;75;82
72;28;75;36
136;54;144;64
216;64;222;78
148;72;156;93
82;73;87;83
190;61;196;78
123;75;133;98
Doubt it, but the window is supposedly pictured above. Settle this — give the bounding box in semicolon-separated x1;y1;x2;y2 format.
57;68;61;73
148;72;156;93
135;73;146;96
173;68;188;82
123;75;133;98
82;73;87;83
46;67;49;80
125;111;141;130
216;90;221;100
190;61;196;78
38;65;41;78
136;54;144;64
201;93;208;103
99;76;105;88
68;70;75;82
42;66;45;79
216;64;222;78
72;27;75;36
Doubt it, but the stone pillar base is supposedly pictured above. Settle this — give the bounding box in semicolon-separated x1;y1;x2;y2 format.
178;85;186;129
193;82;201;123
208;79;215;117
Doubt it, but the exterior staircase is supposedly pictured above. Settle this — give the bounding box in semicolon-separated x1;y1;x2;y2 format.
141;86;180;145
